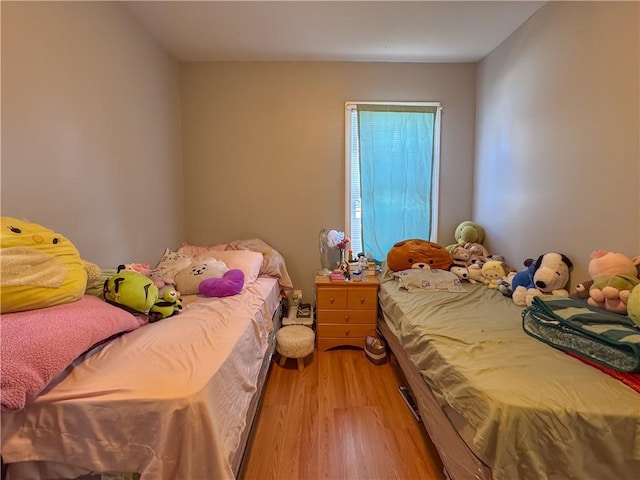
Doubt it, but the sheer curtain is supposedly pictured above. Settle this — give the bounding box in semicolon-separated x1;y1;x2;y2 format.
357;104;438;261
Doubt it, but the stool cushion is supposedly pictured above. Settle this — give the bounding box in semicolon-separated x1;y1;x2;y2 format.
276;325;315;359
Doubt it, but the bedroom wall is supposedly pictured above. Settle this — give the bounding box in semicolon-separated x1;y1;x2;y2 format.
1;1;184;268
475;1;639;289
180;62;476;299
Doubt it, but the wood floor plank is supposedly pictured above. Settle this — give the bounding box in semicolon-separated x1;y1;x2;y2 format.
242;347;444;480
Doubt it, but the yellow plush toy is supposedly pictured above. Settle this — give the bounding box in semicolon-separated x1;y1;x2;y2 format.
0;216;88;313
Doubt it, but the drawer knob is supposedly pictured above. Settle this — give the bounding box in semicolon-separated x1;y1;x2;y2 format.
345;315;350;322
345;328;350;336
360;297;365;304
330;297;335;304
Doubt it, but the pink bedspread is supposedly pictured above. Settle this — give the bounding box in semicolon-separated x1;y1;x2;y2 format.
1;295;146;411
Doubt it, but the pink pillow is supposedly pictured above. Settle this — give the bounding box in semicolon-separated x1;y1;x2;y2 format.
194;250;263;285
1;296;144;411
199;269;244;298
178;242;227;257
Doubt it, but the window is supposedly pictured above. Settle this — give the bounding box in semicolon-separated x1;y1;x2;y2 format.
345;102;442;261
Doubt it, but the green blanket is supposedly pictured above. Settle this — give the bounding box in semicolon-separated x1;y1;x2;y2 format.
523;296;640;372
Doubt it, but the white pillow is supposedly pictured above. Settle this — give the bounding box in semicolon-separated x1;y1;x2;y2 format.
394;268;465;293
155;248;193;278
194;250;263;285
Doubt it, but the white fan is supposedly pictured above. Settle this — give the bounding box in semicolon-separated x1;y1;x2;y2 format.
318;228;345;275
318;228;333;276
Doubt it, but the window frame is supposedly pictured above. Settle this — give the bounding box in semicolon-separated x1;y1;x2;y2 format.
344;101;442;257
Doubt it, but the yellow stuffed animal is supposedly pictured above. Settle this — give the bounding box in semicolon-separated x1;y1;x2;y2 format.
0;216;88;313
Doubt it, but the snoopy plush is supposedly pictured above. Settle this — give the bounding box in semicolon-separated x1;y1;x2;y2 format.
512;253;573;306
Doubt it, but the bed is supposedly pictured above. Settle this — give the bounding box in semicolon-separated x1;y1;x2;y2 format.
1;239;292;480
377;265;640;480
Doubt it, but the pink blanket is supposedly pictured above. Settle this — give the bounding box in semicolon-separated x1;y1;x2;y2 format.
1;295;146;411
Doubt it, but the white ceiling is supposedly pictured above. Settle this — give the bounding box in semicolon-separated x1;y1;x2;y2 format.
123;1;546;63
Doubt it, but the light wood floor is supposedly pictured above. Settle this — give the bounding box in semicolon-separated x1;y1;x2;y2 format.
241;347;444;480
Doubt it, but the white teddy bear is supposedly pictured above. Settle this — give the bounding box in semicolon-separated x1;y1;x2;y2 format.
174;258;228;295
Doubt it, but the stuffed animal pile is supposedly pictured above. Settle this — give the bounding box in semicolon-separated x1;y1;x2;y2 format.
1;217;188;323
385;222;513;293
383;221;635;316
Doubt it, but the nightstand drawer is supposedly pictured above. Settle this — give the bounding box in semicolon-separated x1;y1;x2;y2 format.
317;324;374;339
346;289;378;310
316;309;376;325
316;288;348;309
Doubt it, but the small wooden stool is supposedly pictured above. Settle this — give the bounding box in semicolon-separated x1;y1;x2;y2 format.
276;325;315;371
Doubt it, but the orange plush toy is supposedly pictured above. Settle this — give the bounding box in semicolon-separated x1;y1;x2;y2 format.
386;239;453;272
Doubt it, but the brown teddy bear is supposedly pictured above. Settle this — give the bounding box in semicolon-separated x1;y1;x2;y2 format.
386;239;453;272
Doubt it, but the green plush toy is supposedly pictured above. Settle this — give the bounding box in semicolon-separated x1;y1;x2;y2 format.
103;270;159;317
628;284;640;327
588;274;640;315
149;285;183;320
455;221;485;245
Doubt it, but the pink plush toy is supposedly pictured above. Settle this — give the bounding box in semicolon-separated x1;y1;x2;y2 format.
450;245;472;268
463;242;489;267
588;250;640;281
199;269;244;298
586;250;640;314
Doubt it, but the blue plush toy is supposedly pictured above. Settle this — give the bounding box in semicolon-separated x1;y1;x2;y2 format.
499;258;536;298
510;258;536;292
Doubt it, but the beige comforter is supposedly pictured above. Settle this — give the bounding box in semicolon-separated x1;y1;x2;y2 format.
380;279;640;480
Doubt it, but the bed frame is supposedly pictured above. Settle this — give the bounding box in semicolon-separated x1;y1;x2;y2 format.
1;301;283;480
377;319;492;480
233;300;282;477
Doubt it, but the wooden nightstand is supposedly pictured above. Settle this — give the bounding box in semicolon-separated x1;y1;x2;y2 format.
315;275;379;351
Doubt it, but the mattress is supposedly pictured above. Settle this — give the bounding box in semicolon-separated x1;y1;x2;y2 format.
379;278;640;480
1;277;280;480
